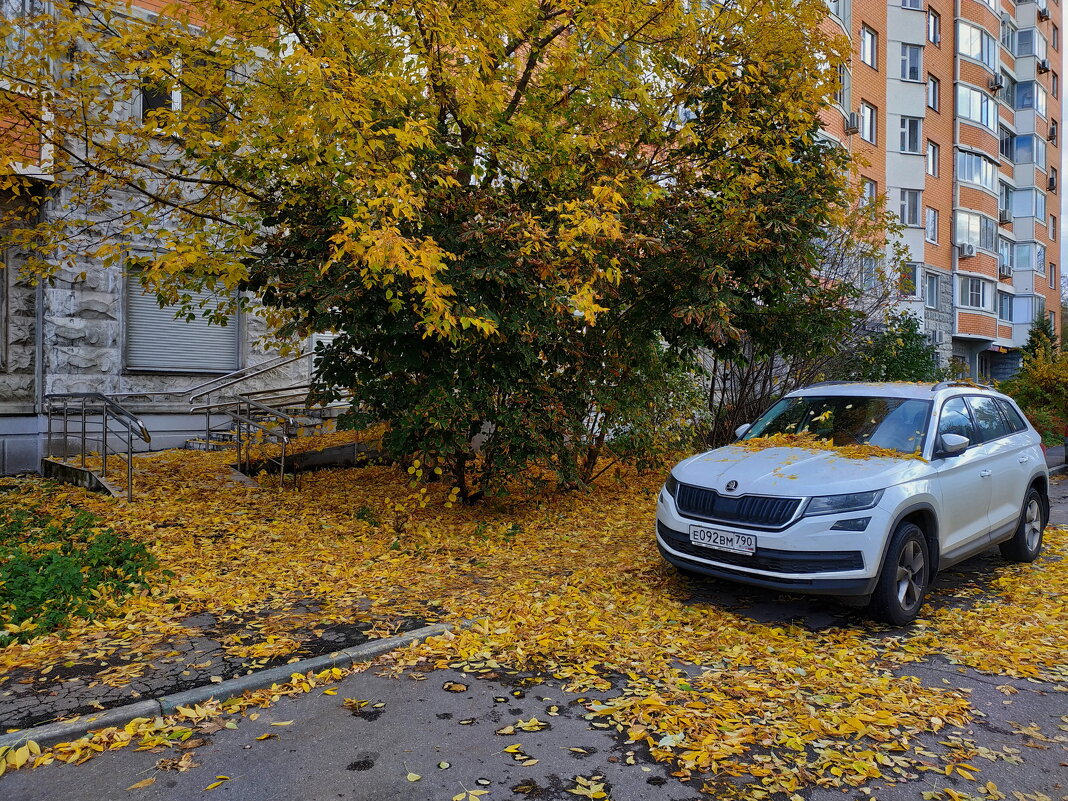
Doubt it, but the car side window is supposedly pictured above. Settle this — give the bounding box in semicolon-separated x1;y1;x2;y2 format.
995;399;1028;434
937;397;976;443
965;396;1012;443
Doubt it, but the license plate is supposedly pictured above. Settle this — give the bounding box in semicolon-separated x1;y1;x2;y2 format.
688;525;756;556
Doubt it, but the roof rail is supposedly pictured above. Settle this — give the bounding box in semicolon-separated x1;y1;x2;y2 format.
931;380;995;391
804;380;867;387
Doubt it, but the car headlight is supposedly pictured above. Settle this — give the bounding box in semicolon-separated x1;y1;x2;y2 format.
664;473;678;497
804;489;883;516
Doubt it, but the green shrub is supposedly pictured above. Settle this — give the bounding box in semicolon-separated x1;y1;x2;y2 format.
999;351;1068;446
0;498;158;645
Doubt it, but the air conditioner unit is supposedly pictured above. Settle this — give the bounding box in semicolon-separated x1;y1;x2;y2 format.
989;75;1005;93
1038;5;1050;21
958;243;977;258
1037;58;1051;74
999;261;1014;277
1049;124;1058;144
999;208;1013;224
1049;175;1058;191
845;112;860;135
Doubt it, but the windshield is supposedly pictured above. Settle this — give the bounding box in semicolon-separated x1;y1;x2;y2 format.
744;395;932;454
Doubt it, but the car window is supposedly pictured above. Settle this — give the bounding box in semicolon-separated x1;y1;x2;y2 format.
965;396;1012;442
937;397;976;442
995;399;1028;434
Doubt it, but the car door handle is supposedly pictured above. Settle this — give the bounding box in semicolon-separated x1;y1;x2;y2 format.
979;469;992;478
1018;455;1030;463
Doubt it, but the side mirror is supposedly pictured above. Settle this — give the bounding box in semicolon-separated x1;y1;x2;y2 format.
734;423;752;440
936;433;969;458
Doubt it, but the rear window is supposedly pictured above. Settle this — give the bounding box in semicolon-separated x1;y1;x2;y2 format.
965;396;1012;443
995;399;1028;434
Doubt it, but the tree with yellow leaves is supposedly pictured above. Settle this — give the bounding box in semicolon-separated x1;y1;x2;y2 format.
1;0;881;497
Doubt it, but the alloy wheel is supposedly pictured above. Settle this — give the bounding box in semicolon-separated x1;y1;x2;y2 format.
1024;498;1042;552
895;539;926;610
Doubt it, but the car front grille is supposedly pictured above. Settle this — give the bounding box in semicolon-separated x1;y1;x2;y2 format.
657;521;864;573
673;483;801;528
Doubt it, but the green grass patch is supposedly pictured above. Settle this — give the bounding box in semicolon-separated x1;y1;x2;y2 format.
0;489;159;646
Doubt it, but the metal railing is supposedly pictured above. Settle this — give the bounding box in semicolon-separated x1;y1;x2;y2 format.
44;393;153;501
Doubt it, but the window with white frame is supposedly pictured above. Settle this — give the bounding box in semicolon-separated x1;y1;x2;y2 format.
901;44;923;81
928;9;941;44
862;177;878;207
926;141;939;175
998;291;1013;321
1;0;46;62
957;85;997;130
860;256;879;289
900;117;922;152
1050;262;1058;289
860;101;877;143
1014;81;1048;116
956;150;997;190
861;27;878;68
1013;241;1046;273
927;75;939;110
900;189;922;226
958;277;993;310
902;0;922;9
925;272;940;309
1016;28;1048;59
1002;19;1018;52
1007;133;1047;167
1050;214;1058;239
900;262;921;296
835;65;849;107
925;207;938;242
955;210;998;251
1048;310;1056;331
999;236;1013;272
957;21;999;70
1010;188;1046;218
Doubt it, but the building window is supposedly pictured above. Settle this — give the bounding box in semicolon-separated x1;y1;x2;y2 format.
125;262;241;372
957;21;999;71
861;178;878;207
959;277;992;311
900;262;921;297
861;26;878;68
860;256;879;289
1010;188;1047;218
926;140;939;175
860;101;877;143
1053;72;1059;99
826;0;842;17
925;207;938;242
835;65;849;107
1050;263;1057;289
900;189;922;226
998;291;1013;321
1002;19;1018;52
956;150;997;190
1014;81;1048;116
1049;310;1056;332
901;44;923;81
1005;132;1047;167
1015;28;1048;59
902;0;923;9
926;273;940;309
1051;166;1058;192
928;9;941;44
927;75;940;110
900;117;922;152
999;236;1013;273
957;84;997;131
1013;241;1046;273
1050;214;1058;239
955;210;998;251
1054;24;1060;51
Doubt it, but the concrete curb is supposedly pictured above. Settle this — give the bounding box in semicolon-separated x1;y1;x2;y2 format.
0;622;453;751
1050;464;1067;478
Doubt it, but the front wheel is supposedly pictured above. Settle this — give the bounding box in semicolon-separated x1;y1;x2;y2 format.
999;486;1045;563
870;522;930;626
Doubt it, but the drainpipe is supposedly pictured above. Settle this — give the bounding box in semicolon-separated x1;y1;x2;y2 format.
33;196;46;466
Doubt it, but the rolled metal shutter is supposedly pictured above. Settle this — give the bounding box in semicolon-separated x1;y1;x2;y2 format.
126;286;240;372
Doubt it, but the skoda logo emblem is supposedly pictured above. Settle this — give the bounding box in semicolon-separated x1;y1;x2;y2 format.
725;480;738;492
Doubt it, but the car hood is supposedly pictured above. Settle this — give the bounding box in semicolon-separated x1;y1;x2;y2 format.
672;445;929;497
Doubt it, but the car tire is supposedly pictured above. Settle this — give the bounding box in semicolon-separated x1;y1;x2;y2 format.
870;522;930;626
999;486;1045;563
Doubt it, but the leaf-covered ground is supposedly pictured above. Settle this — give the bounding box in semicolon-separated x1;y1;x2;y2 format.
1;443;1066;798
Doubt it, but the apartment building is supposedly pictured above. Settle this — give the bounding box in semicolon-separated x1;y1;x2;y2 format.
821;0;1063;379
0;1;315;475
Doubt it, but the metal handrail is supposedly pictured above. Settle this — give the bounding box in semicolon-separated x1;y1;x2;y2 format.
44;393;153;501
224;408;291;488
106;352;309;400
188;352;314;403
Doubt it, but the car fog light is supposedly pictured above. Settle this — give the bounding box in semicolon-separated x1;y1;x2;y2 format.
830;517;871;531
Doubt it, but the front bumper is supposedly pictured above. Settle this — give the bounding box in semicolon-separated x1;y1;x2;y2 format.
656;488;887;596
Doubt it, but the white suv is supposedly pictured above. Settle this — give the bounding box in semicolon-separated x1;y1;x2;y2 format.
656;381;1050;624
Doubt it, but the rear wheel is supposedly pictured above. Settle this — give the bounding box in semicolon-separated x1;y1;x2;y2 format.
999;486;1045;563
870;522;930;626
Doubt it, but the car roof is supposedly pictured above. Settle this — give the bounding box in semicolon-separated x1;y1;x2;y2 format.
788;381;1003;401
